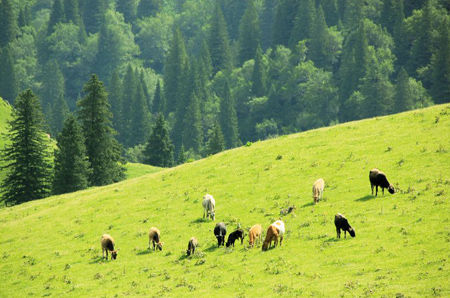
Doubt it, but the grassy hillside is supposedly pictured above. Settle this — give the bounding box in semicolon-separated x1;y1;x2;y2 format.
124;163;163;179
0;105;449;298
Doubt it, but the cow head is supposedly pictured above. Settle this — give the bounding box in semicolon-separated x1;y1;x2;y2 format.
388;184;395;194
111;250;117;260
262;242;269;251
348;227;356;237
157;242;163;251
210;211;215;220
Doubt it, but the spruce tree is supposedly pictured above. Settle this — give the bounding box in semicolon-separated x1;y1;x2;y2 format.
120;65;138;146
0;0;16;47
18;5;31;28
200;40;213;79
143;113;174;167
272;0;299;47
237;0;260;65
309;5;329;69
116;0;137;24
260;0;279;51
394;67;413;112
0;45;19;104
1;89;53;205
289;0;315;48
177;143;187;165
208;2;232;75
252;45;267;97
152;79;163;114
219;0;247;41
107;70;123;133
431;17;450;104
64;0;80;25
130;81;151;146
219;80;239;149
320;0;340;27
50;92;69;135
137;0;163;19
207;121;225;155
47;0;66;35
183;91;203;154
53;114;90;195
77;74;125;186
81;0;105;34
266;84;280;119
40;59;65;112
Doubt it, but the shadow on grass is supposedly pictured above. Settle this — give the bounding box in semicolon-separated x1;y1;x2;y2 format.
301;202;315;208
136;250;151;256
323;237;339;243
355;195;374;202
204;244;220;252
191;218;208;224
89;257;106;264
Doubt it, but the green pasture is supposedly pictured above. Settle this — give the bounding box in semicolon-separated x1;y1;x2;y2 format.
0;104;449;298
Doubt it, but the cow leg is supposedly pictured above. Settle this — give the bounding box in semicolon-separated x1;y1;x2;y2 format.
105;250;108;259
280;236;283;246
376;186;378;196
344;230;347;238
336;228;340;238
371;184;374;195
382;188;385;195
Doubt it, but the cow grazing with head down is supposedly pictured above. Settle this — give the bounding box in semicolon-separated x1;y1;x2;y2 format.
149;227;163;251
202;194;216;220
101;234;117;260
214;222;227;247
186;237;198;256
312;178;325;204
248;224;262;248
262;220;285;251
369;168;395;196
226;228;245;247
334;213;355;238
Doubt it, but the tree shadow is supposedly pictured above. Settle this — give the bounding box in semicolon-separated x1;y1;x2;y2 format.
355;195;375;202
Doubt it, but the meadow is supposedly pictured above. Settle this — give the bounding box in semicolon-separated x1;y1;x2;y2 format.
0;104;449;298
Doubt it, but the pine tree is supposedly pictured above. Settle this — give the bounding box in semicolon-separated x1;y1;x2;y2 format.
266;84;280;119
219;80;239;149
130;81;151;146
380;0;404;34
143;113;174;167
200;40;213;79
183;91;203;154
64;0;80;25
177;143;187;165
47;0;66;35
431;17;450;104
252;45;267;97
164;27;188;114
40;59;65;112
18;5;31;28
208;2;232;75
260;0;279;51
81;0;105;34
0;45;19;104
0;89;53;205
343;0;364;31
394;67;413;112
320;0;340;27
272;0;299;47
107;70;123;132
50;92;69;135
152;79;163;114
120;65;137;146
237;0;260;65
288;0;315;48
219;0;247;41
309;5;329;69
53;114;90;195
137;0;163;19
116;0;137;24
77;74;125;186
0;0;16;47
207;121;225;155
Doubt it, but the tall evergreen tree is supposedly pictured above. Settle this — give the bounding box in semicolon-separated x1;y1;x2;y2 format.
130;81;151;146
200;40;213;79
309;5;329;69
208;2;232;75
394;67;413;112
219;80;239;149
380;0;405;34
272;0;299;47
143;113;174;167
266;84;280;119
431;17;450;104
237;0;260;65
182;91;203;154
164;27;188;114
252;45;267;97
260;0;279;51
50;92;69;135
288;0;315;48
64;0;80;25
320;0;340;27
47;0;66;35
120;65;138;146
107;70;123;132
152;79;163;114
343;0;364;31
0;89;53;205
177;143;187;165
40;59;65;112
53;114;90;195
18;5;31;28
77;74;125;186
0;0;16;47
219;0;247;41
137;0;163;19
81;0;105;34
207;121;225;155
116;0;137;24
0;45;19;104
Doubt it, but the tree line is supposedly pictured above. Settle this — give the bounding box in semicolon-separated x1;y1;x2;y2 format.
1;0;450;204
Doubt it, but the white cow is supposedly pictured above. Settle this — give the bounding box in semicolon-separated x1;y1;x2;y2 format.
202;194;215;220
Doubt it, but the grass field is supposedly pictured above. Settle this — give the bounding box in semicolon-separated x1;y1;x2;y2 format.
0;104;449;298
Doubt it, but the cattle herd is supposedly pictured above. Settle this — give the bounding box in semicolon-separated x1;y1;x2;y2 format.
100;168;395;260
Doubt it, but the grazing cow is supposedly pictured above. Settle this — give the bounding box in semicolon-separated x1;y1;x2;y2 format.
248;224;262;248
226;228;245;247
149;227;163;251
280;206;295;216
262;220;285;251
369;168;395;196
312;178;325;204
334;213;355;238
186;237;198;256
101;234;117;260
214;222;227;247
202;194;216;220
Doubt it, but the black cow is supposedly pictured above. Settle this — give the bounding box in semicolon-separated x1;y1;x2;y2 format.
369;168;395;196
214;222;227;247
226;228;244;247
334;213;355;238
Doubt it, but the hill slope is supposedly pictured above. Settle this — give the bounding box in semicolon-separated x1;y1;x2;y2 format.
1;105;449;298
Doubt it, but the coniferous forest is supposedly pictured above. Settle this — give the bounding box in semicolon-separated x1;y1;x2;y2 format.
1;0;450;204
